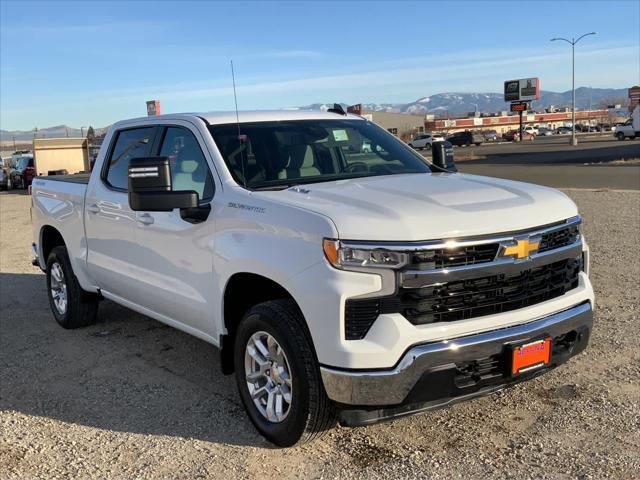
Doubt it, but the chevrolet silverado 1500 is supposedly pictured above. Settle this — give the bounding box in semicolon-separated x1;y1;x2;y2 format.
32;110;594;446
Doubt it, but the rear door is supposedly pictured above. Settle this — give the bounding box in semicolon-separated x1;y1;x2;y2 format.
85;126;156;299
126;123;219;338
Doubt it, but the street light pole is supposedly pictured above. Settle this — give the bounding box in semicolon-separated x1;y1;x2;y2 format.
551;32;597;146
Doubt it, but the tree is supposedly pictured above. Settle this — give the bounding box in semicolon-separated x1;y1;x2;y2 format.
86;126;95;142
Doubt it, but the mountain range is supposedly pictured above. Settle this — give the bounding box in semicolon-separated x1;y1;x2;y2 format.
300;87;628;115
1;87;628;142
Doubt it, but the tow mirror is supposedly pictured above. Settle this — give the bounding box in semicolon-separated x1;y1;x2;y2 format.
431;141;457;172
128;157;198;212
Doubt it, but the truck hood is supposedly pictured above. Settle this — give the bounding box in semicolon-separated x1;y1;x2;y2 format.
259;173;578;241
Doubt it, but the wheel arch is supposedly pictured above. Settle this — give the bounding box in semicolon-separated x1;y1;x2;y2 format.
220;272;308;375
40;224;66;263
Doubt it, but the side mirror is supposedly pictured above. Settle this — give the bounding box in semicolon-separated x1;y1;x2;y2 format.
431;141;457;172
128;157;198;212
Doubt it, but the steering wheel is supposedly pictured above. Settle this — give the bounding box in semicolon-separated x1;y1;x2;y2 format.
344;162;369;173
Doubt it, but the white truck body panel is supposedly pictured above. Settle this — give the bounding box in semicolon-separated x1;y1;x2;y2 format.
32;110;594;371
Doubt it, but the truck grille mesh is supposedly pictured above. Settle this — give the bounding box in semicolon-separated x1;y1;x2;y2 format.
410;244;499;269
344;258;581;339
538;224;580;252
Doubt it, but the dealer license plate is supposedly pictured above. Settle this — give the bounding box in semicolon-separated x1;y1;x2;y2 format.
511;338;551;376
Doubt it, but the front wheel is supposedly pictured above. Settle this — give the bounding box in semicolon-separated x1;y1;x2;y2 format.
616;132;625;141
234;299;335;447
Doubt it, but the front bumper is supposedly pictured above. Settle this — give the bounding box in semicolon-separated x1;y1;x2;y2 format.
320;302;593;426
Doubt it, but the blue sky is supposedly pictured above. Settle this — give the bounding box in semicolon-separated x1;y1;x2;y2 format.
1;0;639;130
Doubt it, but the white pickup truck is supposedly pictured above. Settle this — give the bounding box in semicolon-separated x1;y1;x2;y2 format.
614;106;640;140
31;110;594;446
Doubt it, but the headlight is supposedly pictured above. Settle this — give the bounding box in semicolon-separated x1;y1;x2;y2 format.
323;239;409;270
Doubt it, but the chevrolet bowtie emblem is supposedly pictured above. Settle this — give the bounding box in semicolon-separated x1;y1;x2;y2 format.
502;238;540;259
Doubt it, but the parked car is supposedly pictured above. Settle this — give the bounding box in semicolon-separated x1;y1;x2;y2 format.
613;107;639;140
523;125;538;136
32;110;594;447
0;167;10;190
446;131;484;146
407;133;444;150
555;127;572;135
10;155;35;189
502;130;535;142
537;127;554;136
482;130;499;142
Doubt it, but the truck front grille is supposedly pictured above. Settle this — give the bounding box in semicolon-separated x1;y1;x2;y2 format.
539;223;580;252
344;257;581;339
410;244;499;269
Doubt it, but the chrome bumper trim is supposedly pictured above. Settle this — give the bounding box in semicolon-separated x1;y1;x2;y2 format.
321;302;593;406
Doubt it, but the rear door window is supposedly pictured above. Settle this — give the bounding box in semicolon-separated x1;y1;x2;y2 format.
104;127;154;189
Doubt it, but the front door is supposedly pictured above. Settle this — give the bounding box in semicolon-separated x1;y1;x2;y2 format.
85;126;155;300
127;124;219;339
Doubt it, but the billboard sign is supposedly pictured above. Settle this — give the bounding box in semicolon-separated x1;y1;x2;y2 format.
146;100;161;116
504;78;540;102
347;104;362;115
510;101;529;112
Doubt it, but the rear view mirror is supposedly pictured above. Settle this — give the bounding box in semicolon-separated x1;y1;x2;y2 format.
128;157;198;211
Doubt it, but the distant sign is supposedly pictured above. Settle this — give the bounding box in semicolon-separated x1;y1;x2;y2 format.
146;100;161;116
347;104;362;115
510;101;529;112
504;78;540;102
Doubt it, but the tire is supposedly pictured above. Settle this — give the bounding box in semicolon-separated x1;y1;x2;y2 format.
46;246;99;328
425;144;432;150
234;299;335;447
616;132;625;141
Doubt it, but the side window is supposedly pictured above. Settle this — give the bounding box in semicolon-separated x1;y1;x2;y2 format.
105;127;154;189
159;127;214;201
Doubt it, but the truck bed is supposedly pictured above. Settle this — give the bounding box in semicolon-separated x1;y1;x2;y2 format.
34;173;91;184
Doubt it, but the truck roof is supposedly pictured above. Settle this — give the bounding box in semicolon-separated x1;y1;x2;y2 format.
114;110;365;128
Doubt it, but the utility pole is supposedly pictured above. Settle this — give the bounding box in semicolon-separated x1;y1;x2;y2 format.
12;136;16;151
80;126;85;138
551;32;597;145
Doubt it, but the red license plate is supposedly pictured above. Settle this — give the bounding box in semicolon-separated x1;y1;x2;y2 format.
511;338;551;375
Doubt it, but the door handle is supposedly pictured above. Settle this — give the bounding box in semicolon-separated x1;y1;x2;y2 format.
137;213;154;225
87;204;100;214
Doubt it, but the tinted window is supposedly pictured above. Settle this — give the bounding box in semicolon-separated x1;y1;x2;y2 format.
105;128;153;189
209;119;431;190
159;127;214;201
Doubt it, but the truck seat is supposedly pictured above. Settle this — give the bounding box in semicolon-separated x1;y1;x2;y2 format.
278;145;320;179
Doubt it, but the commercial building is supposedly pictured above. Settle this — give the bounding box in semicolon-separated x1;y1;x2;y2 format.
32;138;90;175
425;109;618;135
361;111;426;139
629;86;640;112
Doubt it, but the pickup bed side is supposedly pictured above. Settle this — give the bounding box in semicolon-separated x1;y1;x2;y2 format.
32;176;96;293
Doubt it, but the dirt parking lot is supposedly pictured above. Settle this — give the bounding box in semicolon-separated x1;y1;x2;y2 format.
1;189;639;479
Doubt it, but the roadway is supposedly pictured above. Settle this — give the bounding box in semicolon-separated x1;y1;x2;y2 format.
420;134;640;190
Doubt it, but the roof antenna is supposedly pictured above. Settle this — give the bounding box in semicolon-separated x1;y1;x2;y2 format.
231;60;247;188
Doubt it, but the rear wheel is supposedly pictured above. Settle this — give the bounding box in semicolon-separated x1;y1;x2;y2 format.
46;246;99;328
234;299;335;447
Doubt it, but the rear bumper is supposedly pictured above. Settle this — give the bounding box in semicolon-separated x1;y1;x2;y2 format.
320;302;593;426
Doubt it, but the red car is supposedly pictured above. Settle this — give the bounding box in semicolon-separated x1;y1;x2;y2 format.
502;130;535;142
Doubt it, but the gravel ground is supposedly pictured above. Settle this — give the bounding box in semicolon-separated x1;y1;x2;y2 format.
1;188;639;479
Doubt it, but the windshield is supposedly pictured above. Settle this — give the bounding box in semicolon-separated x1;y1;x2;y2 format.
16;157;32;170
209;119;432;190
